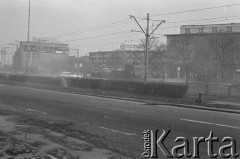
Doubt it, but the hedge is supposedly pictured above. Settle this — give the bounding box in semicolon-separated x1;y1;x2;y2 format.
0;74;188;98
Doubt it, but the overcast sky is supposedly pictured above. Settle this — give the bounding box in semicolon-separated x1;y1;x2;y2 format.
0;0;240;57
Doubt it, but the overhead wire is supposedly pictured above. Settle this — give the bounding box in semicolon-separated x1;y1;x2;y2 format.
151;3;240;17
164;15;239;24
50;3;240;40
62;3;240;46
62;30;132;42
52;18;132;38
75;39;138;48
153;16;240;34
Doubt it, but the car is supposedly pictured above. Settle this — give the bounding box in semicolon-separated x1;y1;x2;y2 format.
70;73;83;78
78;73;84;78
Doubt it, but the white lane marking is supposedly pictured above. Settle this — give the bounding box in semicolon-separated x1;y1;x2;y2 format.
181;119;240;129
25;109;47;115
99;126;136;136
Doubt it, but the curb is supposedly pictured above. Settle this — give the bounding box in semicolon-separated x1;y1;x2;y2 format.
154;103;240;115
32;86;240;115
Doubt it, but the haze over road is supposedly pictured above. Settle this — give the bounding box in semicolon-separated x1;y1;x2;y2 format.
0;84;240;158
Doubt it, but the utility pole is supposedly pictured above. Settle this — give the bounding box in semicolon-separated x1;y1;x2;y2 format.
130;13;165;83
26;0;31;74
145;13;149;83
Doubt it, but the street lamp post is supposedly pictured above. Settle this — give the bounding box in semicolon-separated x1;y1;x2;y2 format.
177;66;180;83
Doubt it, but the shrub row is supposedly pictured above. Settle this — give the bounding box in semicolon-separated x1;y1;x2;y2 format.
70;78;188;97
0;74;188;98
0;74;61;86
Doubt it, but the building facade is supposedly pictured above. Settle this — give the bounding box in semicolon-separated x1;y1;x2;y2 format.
89;50;165;77
165;23;240;81
13;40;70;75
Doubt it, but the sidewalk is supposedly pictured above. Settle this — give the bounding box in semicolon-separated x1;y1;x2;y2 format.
207;100;240;110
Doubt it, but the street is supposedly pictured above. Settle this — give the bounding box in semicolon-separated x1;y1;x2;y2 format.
0;84;240;158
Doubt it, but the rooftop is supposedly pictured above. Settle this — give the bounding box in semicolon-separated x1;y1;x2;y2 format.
165;31;240;37
20;41;69;47
181;23;240;28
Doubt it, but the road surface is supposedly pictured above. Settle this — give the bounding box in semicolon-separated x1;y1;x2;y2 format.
0;84;240;158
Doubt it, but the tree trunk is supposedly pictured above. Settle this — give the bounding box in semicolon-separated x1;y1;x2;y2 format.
185;65;189;85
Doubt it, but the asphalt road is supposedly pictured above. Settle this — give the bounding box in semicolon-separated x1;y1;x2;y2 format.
0;84;240;158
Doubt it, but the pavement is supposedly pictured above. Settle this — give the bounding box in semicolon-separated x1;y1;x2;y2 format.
0;106;130;159
0;83;240;158
0;115;120;159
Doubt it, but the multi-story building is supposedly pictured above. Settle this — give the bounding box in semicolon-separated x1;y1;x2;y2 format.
165;23;240;80
89;50;165;77
13;39;70;75
167;23;240;46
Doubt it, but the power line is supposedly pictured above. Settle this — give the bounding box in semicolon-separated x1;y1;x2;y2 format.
189;17;240;26
62;30;131;42
154;16;240;32
52;19;131;37
52;3;240;40
58;21;135;39
72;32;141;46
151;3;240;17
165;15;239;24
64;16;240;44
76;39;137;48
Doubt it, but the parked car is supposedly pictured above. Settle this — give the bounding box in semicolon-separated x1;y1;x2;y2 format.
70;73;84;78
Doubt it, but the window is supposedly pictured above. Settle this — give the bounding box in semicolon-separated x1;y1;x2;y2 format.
227;27;232;32
199;28;203;33
212;27;217;32
185;28;190;33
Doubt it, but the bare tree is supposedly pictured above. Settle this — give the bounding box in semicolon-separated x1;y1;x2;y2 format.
138;38;159;51
148;43;166;79
135;39;166;79
209;33;240;80
167;35;200;84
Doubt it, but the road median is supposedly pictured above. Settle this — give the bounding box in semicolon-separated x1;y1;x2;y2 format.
0;78;240;115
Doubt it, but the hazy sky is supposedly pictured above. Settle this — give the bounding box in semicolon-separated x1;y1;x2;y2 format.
0;0;240;57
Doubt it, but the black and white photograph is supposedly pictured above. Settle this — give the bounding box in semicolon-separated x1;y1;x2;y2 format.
0;0;240;158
